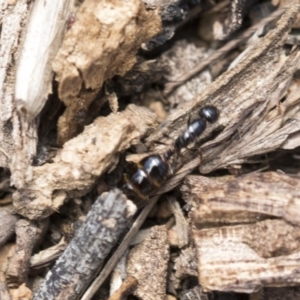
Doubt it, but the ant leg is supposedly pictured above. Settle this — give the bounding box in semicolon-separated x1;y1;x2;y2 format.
152;139;169;147
152;132;174;151
187;114;192;126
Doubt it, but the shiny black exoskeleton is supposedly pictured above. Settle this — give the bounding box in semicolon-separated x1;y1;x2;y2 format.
123;154;169;200
123;105;219;200
174;106;219;153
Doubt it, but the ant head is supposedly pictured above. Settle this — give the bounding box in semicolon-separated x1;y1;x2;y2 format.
199;106;219;123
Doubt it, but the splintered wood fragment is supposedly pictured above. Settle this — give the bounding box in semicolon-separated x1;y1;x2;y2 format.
29;238;67;271
33;189;130;300
182;172;300;226
13;105;156;220
159;40;213;105
108;276;138;300
0;0;39;189
179;285;210;300
0;280;11;300
0;210;19;248
173;247;198;288
9;283;32;300
168;196;189;248
82;196;159;300
6;219;48;286
53;0;161;143
193;219;300;293
126;225;169;300
14;0;72;120
163;6;286;94
146;4;300;176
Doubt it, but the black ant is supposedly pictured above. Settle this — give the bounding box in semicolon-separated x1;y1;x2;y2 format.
122;105;219;200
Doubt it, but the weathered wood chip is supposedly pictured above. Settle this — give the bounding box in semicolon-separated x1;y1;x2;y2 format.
0;210;19;249
6;219;48;286
182;172;300;226
127;225;169;300
13;105;156;220
53;0;161;143
33;189;130;300
193;219;300;293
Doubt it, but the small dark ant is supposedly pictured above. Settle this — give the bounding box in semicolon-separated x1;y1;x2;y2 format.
122;105;219;200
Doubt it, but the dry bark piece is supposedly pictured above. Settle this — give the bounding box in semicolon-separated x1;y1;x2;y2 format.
14;0;72;120
53;0;161;143
160;40;213;106
109;250;129;295
168;197;189;248
9;283;32;300
108;276;138;300
127;225;169;300
174;247;198;287
144;5;300;177
193;219;300;293
141;0;202;51
29;238;67;271
13;104;157;220
0;280;11;300
33;189;131;300
225;0;260;38
179;285;209;300
6;219;48;287
0;0;39;188
182;172;300;227
82;196;159;300
107;58;167;98
0;210;19;248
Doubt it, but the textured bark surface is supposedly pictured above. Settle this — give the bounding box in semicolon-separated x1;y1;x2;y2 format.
127;225;169;300
6;219;48;287
14;0;72;120
13;105;156;220
1;1;300;299
182;172;300;226
53;0;161;144
0;0;37;188
145;5;300;175
193;219;300;293
0;281;11;300
0;210;18;249
33;189;130;300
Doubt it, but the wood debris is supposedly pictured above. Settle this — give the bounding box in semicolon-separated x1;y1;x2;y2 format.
6;219;48;287
29;238;67;271
0;210;19;248
168;196;189;248
14;0;72;120
127;225;169;300
258;286;300;300
1;0;300;299
53;0;161;143
108;276;138;300
193;219;300;293
13;105;156;220
9;283;32;300
33;189;131;300
0;0;38;189
0;280;11;300
182;172;300;226
146;5;300;175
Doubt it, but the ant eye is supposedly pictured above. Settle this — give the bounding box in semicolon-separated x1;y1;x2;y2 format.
199;106;219;123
